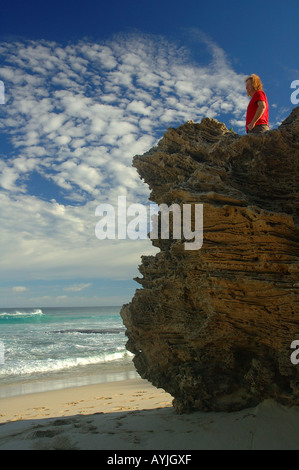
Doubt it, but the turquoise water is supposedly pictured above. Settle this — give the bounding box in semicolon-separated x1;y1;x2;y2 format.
0;306;137;398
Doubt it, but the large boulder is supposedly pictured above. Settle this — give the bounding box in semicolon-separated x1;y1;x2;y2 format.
121;109;299;412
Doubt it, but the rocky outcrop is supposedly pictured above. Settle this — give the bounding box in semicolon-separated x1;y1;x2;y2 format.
120;108;299;413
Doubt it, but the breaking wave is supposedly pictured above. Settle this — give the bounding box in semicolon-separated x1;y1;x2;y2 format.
0;309;45;322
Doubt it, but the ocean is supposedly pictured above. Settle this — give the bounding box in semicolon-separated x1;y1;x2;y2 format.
0;306;138;398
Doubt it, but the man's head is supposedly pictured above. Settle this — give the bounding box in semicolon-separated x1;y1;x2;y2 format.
245;74;263;97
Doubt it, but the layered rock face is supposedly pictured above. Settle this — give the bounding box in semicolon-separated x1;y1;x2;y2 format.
120;108;299;412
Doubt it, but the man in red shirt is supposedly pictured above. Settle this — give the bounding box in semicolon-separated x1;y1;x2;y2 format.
245;74;270;134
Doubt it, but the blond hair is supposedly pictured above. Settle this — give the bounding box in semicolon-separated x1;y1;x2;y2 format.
245;74;263;91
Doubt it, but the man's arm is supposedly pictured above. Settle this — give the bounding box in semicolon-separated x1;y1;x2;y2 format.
247;101;266;131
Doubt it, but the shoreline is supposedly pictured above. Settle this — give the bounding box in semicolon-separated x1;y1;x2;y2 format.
0;376;298;449
0;362;139;399
0;377;173;424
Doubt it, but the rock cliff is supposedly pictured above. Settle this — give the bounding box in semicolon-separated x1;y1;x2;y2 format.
120;108;299;412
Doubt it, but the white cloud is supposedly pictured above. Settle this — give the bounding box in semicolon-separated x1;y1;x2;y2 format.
12;286;28;292
127;100;152;115
64;283;91;292
0;32;249;304
0;190;157;284
43;113;66;134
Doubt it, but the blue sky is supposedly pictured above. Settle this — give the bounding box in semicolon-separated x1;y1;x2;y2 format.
0;0;298;307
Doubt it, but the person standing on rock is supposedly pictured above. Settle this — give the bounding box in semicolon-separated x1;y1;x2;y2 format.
245;74;270;134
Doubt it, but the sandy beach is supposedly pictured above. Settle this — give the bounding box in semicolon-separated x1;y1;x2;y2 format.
0;377;298;450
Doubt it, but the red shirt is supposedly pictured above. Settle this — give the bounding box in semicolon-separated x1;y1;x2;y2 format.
246;90;269;132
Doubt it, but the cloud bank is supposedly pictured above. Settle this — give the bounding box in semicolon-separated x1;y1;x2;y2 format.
0;32;248;305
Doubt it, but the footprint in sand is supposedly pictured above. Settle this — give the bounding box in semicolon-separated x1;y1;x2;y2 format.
113;406;135;412
66;400;84;405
